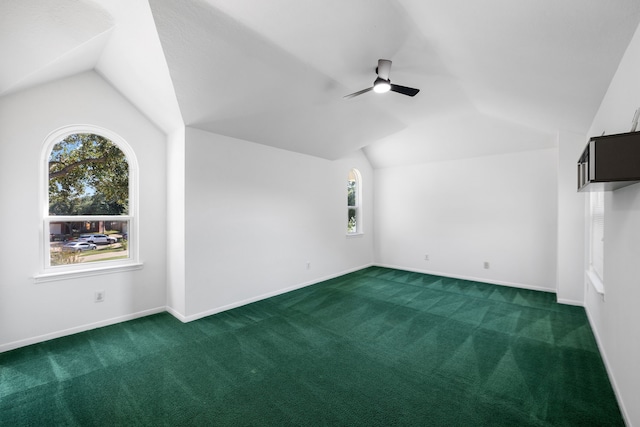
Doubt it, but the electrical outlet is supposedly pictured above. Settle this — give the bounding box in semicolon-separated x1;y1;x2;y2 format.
483;262;490;269
424;254;429;261
95;290;105;303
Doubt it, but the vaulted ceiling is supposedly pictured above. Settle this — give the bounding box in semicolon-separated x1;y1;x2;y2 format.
2;0;640;168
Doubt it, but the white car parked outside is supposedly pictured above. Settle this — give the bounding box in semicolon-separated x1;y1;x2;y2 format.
78;234;117;244
62;242;97;252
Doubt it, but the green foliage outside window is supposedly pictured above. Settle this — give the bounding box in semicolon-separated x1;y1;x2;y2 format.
47;132;130;267
347;177;357;233
348;208;357;233
49;133;128;215
347;179;356;206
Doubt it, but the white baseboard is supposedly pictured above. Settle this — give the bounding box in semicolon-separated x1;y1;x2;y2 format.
374;263;556;294
0;306;166;353
175;263;374;323
2;264;377;351
556;297;583;306
584;307;630;426
165;305;188;323
1;263;563;353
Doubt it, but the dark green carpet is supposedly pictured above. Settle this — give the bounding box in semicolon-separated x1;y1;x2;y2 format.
0;267;623;426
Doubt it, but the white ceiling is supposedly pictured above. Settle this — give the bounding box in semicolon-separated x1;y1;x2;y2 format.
2;0;640;168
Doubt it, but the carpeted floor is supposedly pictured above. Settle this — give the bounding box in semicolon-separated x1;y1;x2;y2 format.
0;267;623;426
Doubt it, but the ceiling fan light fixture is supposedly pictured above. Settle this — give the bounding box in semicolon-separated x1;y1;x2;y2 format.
344;60;419;99
373;78;391;94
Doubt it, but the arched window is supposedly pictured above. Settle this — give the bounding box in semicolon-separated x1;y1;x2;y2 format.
347;168;362;234
39;125;139;279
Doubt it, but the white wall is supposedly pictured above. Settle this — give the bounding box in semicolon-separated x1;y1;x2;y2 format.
374;148;558;291
0;71;167;351
166;127;186;317
182;127;374;319
583;22;640;426
556;130;587;304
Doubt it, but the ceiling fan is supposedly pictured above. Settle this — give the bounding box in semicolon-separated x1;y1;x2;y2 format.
344;59;420;99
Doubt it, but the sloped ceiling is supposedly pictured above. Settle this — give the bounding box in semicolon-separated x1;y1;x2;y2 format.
0;0;113;96
0;0;182;135
2;0;640;167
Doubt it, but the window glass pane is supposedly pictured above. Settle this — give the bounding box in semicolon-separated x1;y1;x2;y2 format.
348;208;357;233
347;179;356;206
590;191;604;280
49;220;129;266
49;133;129;215
347;168;360;234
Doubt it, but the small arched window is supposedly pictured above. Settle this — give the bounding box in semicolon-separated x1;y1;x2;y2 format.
39;125;139;279
347;168;362;234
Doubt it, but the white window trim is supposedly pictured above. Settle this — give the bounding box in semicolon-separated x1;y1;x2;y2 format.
586;269;605;296
35;124;141;282
586;191;604;294
34;263;144;284
347;168;363;236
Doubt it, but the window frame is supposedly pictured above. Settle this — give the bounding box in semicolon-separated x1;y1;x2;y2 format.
347;168;363;236
35;125;142;283
586;190;605;294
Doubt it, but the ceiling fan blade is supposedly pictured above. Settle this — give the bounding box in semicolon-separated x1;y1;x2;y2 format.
390;84;420;97
344;87;373;99
377;59;392;80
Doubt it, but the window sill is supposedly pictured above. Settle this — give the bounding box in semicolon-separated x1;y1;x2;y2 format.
34;262;144;284
346;232;364;239
586;269;605;295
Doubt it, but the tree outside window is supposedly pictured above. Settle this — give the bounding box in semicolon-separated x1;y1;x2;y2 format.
47;132;131;266
347;169;361;234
